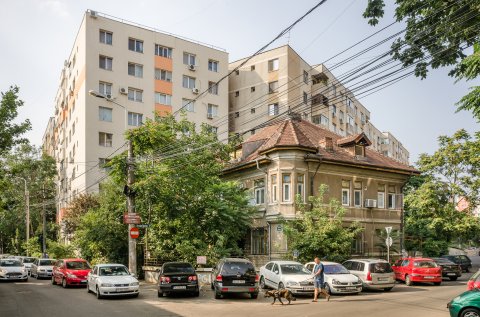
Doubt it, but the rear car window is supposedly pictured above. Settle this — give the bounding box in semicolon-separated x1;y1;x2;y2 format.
413;261;437;268
369;262;393;273
221;262;255;275
163;263;195;274
39;260;56;266
66;261;91;270
22;257;36;263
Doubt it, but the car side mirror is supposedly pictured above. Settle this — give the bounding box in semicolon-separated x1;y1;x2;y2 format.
274;270;279;275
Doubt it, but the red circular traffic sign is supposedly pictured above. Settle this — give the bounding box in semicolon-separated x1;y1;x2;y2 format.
130;227;140;239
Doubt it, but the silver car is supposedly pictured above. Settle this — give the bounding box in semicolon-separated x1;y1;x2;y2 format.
31;258;56;279
342;259;395;291
0;258;28;281
20;256;36;275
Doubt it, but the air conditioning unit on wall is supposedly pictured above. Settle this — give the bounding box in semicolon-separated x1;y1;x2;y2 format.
119;87;128;95
364;199;377;208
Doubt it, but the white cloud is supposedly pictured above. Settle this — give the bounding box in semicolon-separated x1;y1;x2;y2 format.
38;0;69;18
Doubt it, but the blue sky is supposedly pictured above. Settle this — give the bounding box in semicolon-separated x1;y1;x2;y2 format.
0;0;478;163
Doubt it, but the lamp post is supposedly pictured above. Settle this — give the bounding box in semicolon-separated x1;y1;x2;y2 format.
14;176;29;256
88;90;136;275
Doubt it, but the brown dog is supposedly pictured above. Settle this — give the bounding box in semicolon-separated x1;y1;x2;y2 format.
264;289;296;305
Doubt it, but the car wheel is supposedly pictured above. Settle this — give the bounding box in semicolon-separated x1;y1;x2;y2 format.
51;276;56;285
158;289;164;297
384;287;393;292
96;287;102;299
132;293;139;298
278;282;284;290
433;282;441;286
460;308;480;317
260;276;267;289
405;275;413;286
214;290;222;299
250;293;258;299
193;290;200;297
62;278;68;288
449;277;458;281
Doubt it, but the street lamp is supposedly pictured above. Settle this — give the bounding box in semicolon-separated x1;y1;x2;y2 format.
88;90;136;275
14;176;30;256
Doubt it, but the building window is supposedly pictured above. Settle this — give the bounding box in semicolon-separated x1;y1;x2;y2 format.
182;99;195;112
250;65;255;71
355;145;365;156
354;182;362;207
268;103;279;116
72;122;75;135
378;184;385;209
154;68;172;82
207;104;218;117
128;88;143;102
128;112;143;126
342;180;350;206
388;186;396;209
303;92;308;104
297;174;304;202
235;112;240;118
303;70;308;84
208;125;218;135
155;44;172;58
99;30;112;45
251;108;256;114
254;179;265;205
282;174;291;202
332;104;337;116
128;62;143;78
99;55;112;70
99;132;113;147
155;92;172;105
98;106;112;122
251;86;255;93
268;81;278;94
268;58;279;72
339;110;345;121
332;84;337;96
235;70;239;75
320;115;329;126
271;174;277;203
99;82;112;96
182;75;196;89
251;228;267;255
128;38;143;53
208;60;219;72
183;52;196;65
208;81;218;95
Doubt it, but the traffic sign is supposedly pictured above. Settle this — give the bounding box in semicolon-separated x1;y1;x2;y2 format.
385;237;393;247
385;226;392;235
130;227;140;239
123;213;141;224
197;256;207;265
293;250;299;258
136;224;150;228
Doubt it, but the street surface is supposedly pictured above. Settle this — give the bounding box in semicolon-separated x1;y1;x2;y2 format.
0;273;474;317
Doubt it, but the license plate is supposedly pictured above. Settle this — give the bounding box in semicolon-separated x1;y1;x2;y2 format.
424;276;434;279
346;287;357;290
80;280;87;283
116;287;129;292
447;273;456;276
232;280;246;284
173;286;186;290
378;278;388;281
303;287;314;291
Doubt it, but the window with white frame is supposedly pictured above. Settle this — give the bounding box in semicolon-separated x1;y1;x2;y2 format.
268;58;279;71
128;38;143;53
282;174;291;202
208;81;218;95
207;104;218;117
155;44;172;58
354;181;362;207
182;99;195;112
99;55;112;70
388;186;396;209
268;103;279;116
155;92;172;105
297;174;304;202
128;62;143;77
98;106;112;122
99;132;113;147
271;174;278;203
377;184;385;209
154;68;172;82
254;179;265;205
128;112;143;126
183;52;196;65
320;115;329;126
182;75;196;89
128;88;143;102
99;30;112;45
208;60;219;72
342;180;350;206
99;82;112;96
268;81;279;94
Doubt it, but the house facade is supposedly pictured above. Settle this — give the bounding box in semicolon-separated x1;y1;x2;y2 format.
223;115;419;267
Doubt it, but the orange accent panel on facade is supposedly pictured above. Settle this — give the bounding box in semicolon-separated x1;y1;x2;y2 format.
155;80;173;95
155;104;172;117
155;56;173;71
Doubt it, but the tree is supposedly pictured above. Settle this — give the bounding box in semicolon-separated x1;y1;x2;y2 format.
62;194;100;236
282;185;363;263
0;86;31;155
363;0;480;120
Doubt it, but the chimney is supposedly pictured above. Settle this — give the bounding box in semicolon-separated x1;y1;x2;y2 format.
324;137;334;152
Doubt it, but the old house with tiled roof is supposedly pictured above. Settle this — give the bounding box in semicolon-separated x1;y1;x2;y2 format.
223;115;419;266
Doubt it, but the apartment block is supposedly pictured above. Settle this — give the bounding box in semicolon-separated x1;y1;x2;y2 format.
42;10;229;223
227;45;409;164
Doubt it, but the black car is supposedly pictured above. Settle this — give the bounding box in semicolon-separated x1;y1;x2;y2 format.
157;262;199;297
441;255;472;273
431;257;462;281
211;257;259;299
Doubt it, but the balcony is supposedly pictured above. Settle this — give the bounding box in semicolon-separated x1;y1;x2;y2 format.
311;93;329;106
311;72;329;85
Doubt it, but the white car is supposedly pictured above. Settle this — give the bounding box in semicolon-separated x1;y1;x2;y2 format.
87;264;139;299
31;258;56;279
20;256;36;275
0;258;28;281
305;261;362;294
259;260;315;295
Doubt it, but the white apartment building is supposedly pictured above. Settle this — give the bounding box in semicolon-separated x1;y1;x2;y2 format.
42;10;229;222
227;45;409;164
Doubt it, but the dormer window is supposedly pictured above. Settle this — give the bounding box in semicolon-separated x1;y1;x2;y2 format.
355;145;365;157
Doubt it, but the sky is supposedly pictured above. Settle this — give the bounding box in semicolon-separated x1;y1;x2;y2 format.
0;0;478;164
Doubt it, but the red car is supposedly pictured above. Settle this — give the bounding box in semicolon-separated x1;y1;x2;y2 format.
392;257;442;286
467;269;480;290
52;258;91;288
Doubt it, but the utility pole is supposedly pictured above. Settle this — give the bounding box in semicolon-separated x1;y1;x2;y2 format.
42;184;47;257
127;140;136;275
15;177;29;256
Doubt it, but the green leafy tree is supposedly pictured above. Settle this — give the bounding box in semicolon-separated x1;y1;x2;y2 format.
282;185;363;263
363;0;480;120
63;194;100;235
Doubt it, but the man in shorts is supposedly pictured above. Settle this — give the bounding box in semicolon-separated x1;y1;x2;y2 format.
312;257;330;302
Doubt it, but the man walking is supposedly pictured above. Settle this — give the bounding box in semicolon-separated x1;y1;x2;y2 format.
312;257;330;302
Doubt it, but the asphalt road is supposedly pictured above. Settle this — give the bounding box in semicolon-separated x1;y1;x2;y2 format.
0;273;474;317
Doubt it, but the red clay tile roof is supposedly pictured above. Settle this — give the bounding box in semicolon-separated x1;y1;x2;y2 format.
337;132;372;147
227;118;418;174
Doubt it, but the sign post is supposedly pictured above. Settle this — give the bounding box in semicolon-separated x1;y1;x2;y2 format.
385;226;393;263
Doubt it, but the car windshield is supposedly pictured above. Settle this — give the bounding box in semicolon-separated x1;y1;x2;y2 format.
99;266;129;276
369;262;393;273
324;264;350;274
280;264;311;275
163;263;195;274
221;262;255;275
39;260;56;266
0;260;22;267
66;261;91;270
414;261;437;268
22;257;36;264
